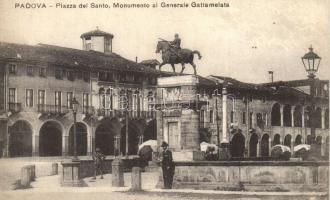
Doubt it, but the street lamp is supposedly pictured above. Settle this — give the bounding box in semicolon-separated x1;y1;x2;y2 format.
302;46;321;159
302;46;321;79
72;97;79;161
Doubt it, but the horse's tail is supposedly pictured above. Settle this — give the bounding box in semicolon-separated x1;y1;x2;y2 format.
193;51;202;59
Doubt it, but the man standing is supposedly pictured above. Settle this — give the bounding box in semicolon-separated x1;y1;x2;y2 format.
160;141;175;189
92;148;105;179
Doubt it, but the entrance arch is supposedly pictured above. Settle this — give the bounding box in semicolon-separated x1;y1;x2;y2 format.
69;122;88;156
39;121;63;156
284;134;291;147
273;134;280;146
9;120;32;157
249;133;258;157
95;119;121;155
230;132;245;158
295;135;302;145
143;119;157;141
260;134;269;157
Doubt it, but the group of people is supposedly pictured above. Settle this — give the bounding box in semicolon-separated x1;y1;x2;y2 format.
91;141;175;189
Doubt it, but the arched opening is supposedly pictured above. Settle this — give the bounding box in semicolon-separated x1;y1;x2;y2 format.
305;106;312;128
295;135;302;145
271;103;281;126
260;134;269;157
256;113;264;129
284;134;291;148
121;121;140;155
230;132;245;158
306;135;313;145
314;107;322;128
69;122;88;156
95;119;121;155
316;136;322;156
9;120;32;157
325;109;329;129
273;134;280;146
143;119;157;141
249;133;258;157
283;105;292;127
39;121;62;156
294;106;302;127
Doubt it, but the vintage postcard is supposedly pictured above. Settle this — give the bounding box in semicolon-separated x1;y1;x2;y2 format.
0;0;329;199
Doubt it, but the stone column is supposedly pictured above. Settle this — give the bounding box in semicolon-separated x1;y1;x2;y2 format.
221;87;228;144
290;139;294;155
32;135;39;156
256;139;260;157
62;135;69;157
291;107;295;127
268;138;272;156
131;167;142;191
302;107;305;128
321;140;325;156
87;133;93;156
321;109;325;129
280;105;284;127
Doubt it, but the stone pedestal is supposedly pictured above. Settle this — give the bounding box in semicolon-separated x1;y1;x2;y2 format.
218;143;230;160
131;167;142;191
112;158;124;187
61;160;83;187
21;166;31;187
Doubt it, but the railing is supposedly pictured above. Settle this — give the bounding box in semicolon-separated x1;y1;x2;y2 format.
8;103;22;112
97;109;156;119
37;104;69;114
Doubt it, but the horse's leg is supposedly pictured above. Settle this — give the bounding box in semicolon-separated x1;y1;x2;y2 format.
171;63;176;75
180;63;185;74
190;62;197;75
159;62;165;71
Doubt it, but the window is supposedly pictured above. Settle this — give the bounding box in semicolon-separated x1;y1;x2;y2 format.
209;110;214;123
249;112;253;128
67;71;75;81
55;91;62;111
83;72;90;82
26;89;33;107
230;111;234;123
242;112;246;124
8;64;17;74
83;93;89;108
8;88;16;103
200;110;205;122
27;66;34;76
67;92;73;109
39;68;46;77
38;90;45;111
55;69;63;79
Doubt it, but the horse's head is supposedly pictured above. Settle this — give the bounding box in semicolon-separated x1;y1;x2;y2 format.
156;41;169;53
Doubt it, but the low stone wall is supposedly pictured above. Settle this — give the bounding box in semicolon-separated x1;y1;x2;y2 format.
79;158;147;178
158;161;329;192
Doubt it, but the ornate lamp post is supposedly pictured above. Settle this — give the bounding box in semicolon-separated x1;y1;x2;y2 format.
301;46;321;158
71;97;79;161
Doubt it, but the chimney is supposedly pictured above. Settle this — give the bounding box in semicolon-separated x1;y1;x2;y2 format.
268;71;274;83
135;56;138;63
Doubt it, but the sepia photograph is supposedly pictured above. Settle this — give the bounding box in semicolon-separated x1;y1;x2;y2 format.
0;0;329;199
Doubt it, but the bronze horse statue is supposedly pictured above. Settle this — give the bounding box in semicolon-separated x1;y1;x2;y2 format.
155;40;202;75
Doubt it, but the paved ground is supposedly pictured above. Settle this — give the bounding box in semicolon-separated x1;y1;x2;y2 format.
0;158;328;200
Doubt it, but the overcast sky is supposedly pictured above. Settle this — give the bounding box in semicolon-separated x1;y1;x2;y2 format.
0;0;329;83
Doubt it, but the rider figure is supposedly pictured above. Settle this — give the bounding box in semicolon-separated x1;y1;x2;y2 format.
169;33;182;59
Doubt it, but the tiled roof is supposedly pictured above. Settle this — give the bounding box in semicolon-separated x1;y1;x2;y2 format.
80;29;114;38
0;42;159;74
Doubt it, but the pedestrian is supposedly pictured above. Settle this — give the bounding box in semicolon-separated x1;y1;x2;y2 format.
160;141;175;189
92;147;105;179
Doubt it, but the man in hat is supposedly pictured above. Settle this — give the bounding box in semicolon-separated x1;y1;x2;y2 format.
160;141;175;189
92;147;105;179
170;33;181;50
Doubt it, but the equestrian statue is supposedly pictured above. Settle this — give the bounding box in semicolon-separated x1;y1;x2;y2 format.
156;33;202;75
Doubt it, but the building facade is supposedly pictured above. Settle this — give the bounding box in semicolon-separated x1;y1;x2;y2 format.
0;29;160;157
155;75;329;160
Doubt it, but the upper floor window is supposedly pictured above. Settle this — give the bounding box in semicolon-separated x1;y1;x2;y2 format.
55;69;63;79
27;66;34;76
67;71;75;81
26;89;34;107
230;111;234;123
67;92;73;109
8;88;16;103
209;110;214;123
38;90;45;106
39;67;46;77
55;91;62;107
8;64;17;74
83;93;89;108
242;112;246;124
